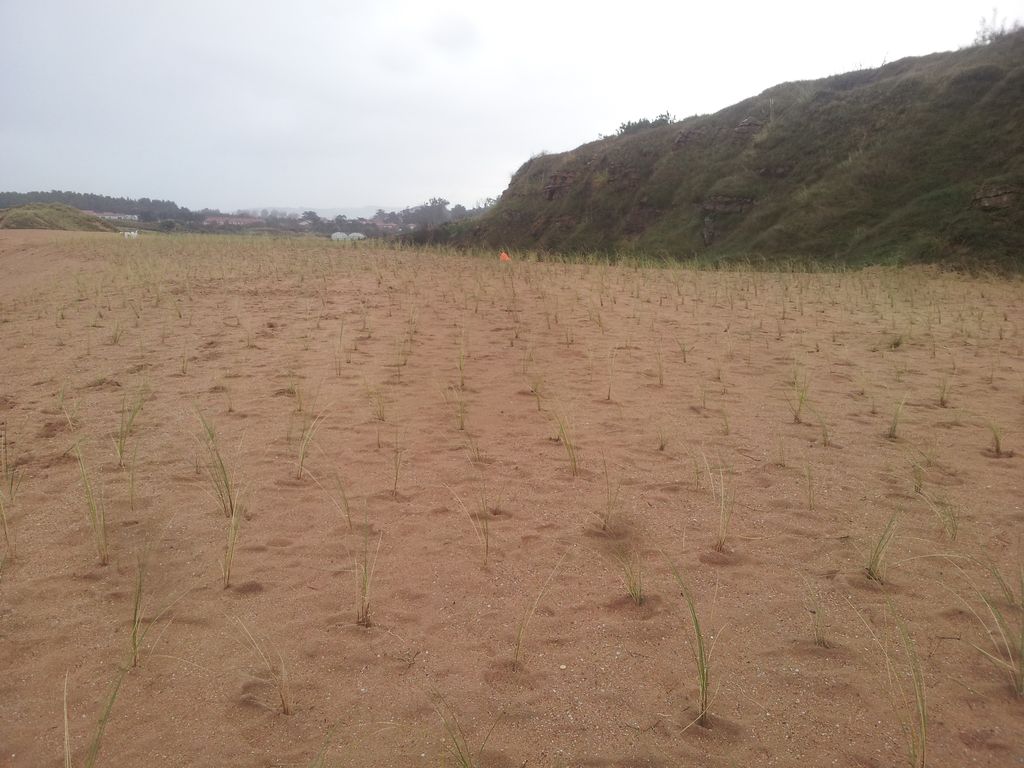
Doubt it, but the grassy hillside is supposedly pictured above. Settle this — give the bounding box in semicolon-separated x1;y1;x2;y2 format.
462;32;1024;266
0;203;117;232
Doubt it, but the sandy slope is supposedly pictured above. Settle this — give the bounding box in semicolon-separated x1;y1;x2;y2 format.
1;230;1022;767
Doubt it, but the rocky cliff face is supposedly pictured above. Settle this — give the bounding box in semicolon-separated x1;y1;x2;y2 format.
461;32;1024;265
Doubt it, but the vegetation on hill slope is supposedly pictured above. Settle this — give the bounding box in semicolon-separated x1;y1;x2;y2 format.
461;32;1024;266
0;203;116;232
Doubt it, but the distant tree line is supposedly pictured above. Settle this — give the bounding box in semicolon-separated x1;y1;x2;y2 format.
1;189;496;234
0;190;201;222
295;197;497;236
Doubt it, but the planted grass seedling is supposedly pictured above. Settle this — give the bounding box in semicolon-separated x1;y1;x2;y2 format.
128;546;186;668
305;726;339;768
0;494;12;561
456;338;467;390
606;349;616;402
367;384;388;422
526;371;545;412
937;375;951;408
446;484;491;568
675;336;693;363
1;422;23;504
909;458;924;495
666;558;718;728
701;452;735;553
390;428;404;496
809;406;831;447
953;559;1024;697
865;513;899;584
805;465;815;511
234;617;292;715
63;667;126;768
75;445;108;566
986;419;1010;457
852;600;927;768
296;409;327;480
58;383;80;431
887;396;907;440
328;471;353;531
788;372;810;424
615;546;645;606
896;613;928;768
465;431;483;464
197;412;242;520
434;694;502;768
806;588;830;649
552;408;579;477
113;387;145;469
222;498;242;589
355;516;382;627
594;456;621;532
512;552;567;671
917;491;958;541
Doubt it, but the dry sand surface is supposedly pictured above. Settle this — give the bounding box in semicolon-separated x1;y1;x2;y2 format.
1;229;1022;767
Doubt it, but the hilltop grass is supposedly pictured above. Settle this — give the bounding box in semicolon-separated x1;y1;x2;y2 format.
0;203;116;232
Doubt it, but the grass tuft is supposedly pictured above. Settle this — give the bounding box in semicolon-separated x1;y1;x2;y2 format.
865;513;899;584
355;518;382;627
113;387;145;469
74;445;108;566
887;396;907;440
513;552;567;671
234;617;292;715
615;546;645;605
296;409;327;480
666;558;715;728
1;422;23;504
552;408;580;477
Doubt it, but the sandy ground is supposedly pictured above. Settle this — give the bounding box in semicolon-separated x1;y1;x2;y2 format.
1;229;1022;767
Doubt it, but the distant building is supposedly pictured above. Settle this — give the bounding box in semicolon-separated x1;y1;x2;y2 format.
204;215;263;227
82;210;139;222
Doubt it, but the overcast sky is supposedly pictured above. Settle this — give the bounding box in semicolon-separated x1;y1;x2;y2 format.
2;1;1021;214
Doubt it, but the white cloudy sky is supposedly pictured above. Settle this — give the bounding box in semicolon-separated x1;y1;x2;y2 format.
1;1;1021;213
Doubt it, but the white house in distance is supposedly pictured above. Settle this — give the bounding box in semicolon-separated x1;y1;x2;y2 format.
331;232;367;241
82;210;139;222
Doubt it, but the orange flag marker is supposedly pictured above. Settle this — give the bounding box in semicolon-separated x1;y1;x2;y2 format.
499;251;511;262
